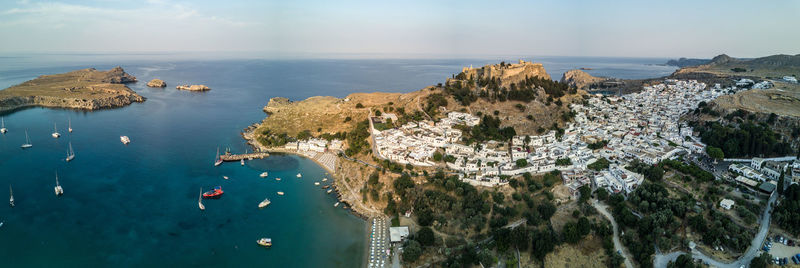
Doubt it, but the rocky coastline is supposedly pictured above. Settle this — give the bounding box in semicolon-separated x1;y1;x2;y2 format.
176;84;211;91
0;67;145;114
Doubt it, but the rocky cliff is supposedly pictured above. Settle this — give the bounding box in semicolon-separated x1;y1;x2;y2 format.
176;85;211;91
147;79;167;87
560;69;608;90
0;67;145;113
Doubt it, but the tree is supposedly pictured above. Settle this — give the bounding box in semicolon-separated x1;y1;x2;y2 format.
416;227;435;246
578;185;591;203
402;240;422;263
750;252;771;268
706;146;724;163
516;159;528;168
355;103;364;108
777;169;785;196
588;157;610;171
432;152;443;162
596;188;609;201
667;254;697;268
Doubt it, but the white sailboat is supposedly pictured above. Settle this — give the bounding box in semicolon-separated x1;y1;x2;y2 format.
0;117;7;134
21;130;32;148
54;172;64;196
68;118;73;133
198;188;205;211
259;197;271;208
51;123;60;138
214;147;223;166
65;142;75;162
9;185;14;207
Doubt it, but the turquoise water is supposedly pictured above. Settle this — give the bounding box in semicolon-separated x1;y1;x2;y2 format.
0;55;674;267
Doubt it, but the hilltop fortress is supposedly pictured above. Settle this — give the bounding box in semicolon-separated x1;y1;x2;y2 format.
452;59;551;88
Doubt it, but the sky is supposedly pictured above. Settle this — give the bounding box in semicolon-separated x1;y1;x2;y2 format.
1;0;798;58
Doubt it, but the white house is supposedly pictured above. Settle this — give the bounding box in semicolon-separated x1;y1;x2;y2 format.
720;199;734;210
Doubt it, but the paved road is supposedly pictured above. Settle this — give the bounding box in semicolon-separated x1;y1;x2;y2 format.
653;193;777;268
593;200;635;268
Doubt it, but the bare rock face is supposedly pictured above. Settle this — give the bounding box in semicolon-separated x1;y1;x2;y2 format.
147;79;167;88
176;84;211;91
263;97;292;114
101;66;138;83
560;69;607;90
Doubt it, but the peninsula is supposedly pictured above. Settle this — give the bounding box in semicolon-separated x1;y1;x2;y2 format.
0;67;145;113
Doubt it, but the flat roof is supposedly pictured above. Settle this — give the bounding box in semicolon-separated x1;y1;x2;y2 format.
389;226;409;243
759;182;776;193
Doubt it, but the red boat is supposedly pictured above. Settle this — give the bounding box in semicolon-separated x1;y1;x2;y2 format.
202;186;224;199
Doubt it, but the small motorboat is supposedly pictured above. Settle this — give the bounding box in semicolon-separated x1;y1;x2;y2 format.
322;185;330;189
257;238;272;247
277;191;284;196
334;202;340;207
275;178;281;181
223;176;229;180
240;159;245;166
296;173;302;178
202;186;224;199
314;182;320;186
260;172;269;178
327;189;333;194
258;198;271;208
120;136;131;145
322;178;328;182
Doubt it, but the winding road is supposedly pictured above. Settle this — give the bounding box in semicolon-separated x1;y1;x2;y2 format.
593;200;635;268
652;193;777;268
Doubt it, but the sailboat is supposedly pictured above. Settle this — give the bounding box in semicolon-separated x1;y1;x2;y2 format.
68;118;73;133
0;117;7;134
20;130;32;148
198;188;205;211
214;147;223;166
9;185;14;207
54;172;64;196
65;142;75;162
51;123;60;138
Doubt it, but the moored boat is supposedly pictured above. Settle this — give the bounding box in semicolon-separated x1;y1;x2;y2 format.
275;178;281;181
214;147;223;166
327;189;333;194
9;185;14;207
258;198;271;208
198;188;205;211
223;176;229;180
334;202;340;207
314;182;320;186
322;178;328;182
240;159;245;166
277;191;284;196
65;142;75;162
296;173;302;178
260;172;269;178
51;123;60;138
322;185;330;189
54;172;64;196
202;186;224;199
1;117;7;134
68;118;73;133
21;130;32;148
120;136;131;145
257;238;272;247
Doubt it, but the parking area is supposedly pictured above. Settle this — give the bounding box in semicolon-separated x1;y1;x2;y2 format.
368;218;390;268
762;235;800;266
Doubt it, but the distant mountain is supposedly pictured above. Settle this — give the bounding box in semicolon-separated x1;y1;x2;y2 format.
665;57;710;67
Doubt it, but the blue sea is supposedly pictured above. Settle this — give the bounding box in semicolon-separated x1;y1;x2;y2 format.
0;53;676;267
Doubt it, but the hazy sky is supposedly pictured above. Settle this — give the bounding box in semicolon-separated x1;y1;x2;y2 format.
1;0;798;58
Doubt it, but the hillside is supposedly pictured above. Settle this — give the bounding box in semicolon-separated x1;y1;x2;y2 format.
0;67;144;113
674;53;800;78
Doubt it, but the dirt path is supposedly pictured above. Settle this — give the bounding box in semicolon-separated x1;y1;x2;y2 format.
593;200;635;268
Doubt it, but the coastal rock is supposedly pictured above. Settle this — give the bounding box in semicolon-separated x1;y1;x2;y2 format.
0;67;145;114
147;79;167;88
176;84;211;91
560;69;607;90
101;66;138;83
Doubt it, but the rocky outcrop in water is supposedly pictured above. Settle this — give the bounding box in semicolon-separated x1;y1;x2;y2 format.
147;79;167;87
176;84;211;91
